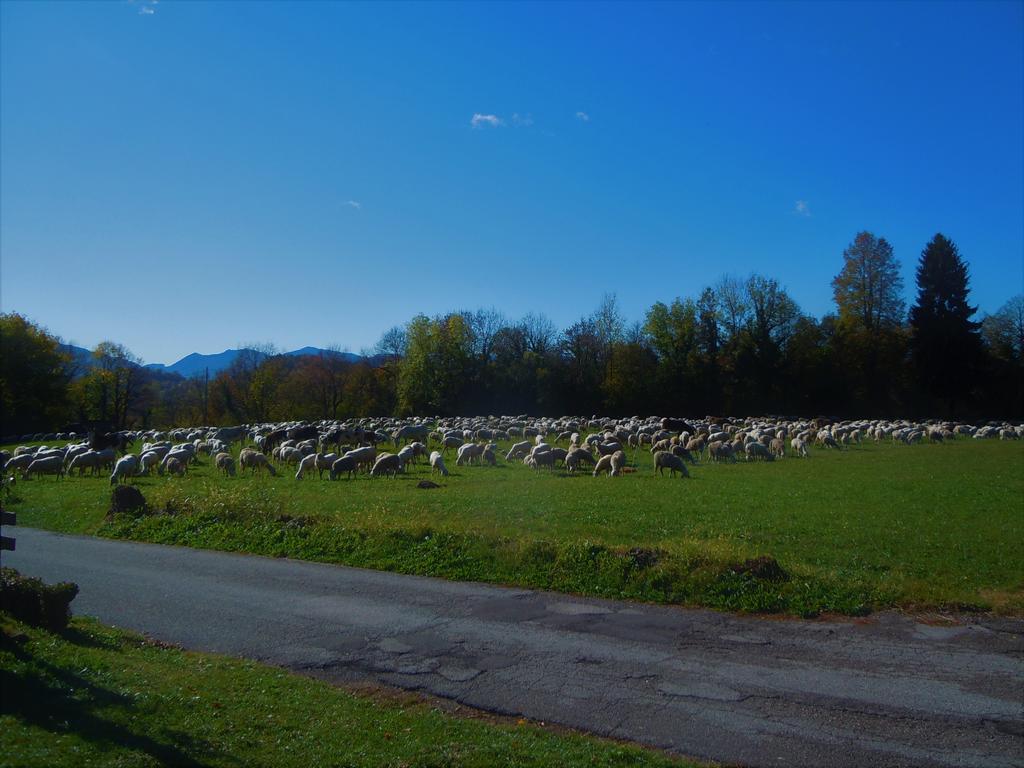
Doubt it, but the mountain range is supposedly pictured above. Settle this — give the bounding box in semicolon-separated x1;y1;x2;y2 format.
61;345;375;379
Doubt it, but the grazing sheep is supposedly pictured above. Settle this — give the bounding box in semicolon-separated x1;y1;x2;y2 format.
24;455;65;479
213;426;247;445
685;437;705;455
592;454;615;476
315;452;337;479
161;449;193;475
165;457;186;477
110;454;139;485
138;451;162;476
790;437;809;457
442;435;464;454
239;449;278;476
595;441;624;457
371;452;403;478
707;441;735;463
456;443;485;466
670;445;697;464
215;452;236;477
547;447;568;467
526;450;555;469
769;438;786;459
745;442;775;462
392;424;429;447
5;454;34;475
279;446;303;466
565;447;596;473
429;451;449;477
295;452;318;480
343;445;377;473
481;446;497;466
653;451;689;477
329;455;358;481
609;450;627;475
66;450;104;477
505;441;531;461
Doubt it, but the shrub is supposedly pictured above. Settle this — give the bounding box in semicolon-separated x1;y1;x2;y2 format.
0;567;79;630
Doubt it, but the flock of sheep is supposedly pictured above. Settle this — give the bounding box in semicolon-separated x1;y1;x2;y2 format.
2;415;1021;487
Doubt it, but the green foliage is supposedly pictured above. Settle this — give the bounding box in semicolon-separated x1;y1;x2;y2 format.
0;568;79;631
73;341;145;429
0;313;73;435
0;615;692;767
832;231;905;332
397;314;479;415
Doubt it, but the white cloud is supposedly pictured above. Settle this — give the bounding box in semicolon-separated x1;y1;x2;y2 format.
794;200;811;217
471;113;503;128
575;111;590;122
511;113;534;127
133;0;158;15
344;200;362;211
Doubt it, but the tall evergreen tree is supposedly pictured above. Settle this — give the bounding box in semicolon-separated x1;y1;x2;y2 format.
908;233;983;415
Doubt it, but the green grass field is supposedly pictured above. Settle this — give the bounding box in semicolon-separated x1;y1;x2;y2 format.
0;613;694;767
5;437;1023;616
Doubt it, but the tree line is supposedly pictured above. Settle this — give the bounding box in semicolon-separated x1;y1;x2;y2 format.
2;231;1021;435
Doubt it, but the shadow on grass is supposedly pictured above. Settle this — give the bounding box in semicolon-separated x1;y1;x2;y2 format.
0;629;238;768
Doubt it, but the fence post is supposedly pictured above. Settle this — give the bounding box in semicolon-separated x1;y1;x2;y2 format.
1;505;15;552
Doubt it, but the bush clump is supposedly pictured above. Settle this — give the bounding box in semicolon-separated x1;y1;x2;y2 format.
0;567;79;630
109;485;148;518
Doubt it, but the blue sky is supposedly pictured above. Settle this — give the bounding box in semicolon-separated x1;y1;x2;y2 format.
2;0;1022;365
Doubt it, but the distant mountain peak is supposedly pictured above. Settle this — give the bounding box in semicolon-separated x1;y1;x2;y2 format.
66;344;374;379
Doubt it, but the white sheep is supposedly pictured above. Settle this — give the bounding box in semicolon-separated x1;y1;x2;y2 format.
66;450;104;477
110;454;139;485
505;441;531;461
165;457;187;477
592;454;614;476
457;443;485;466
239;449;278;476
343;446;377;473
371;452;403;478
161;449;193;474
430;451;449;477
315;452;337;479
24;455;65;479
653;451;689;477
138;451;162;475
565;447;595;473
5;454;34;475
215;452;237;477
610;450;627;475
329;455;358;480
745;442;774;462
295;452;318;480
790;437;809;458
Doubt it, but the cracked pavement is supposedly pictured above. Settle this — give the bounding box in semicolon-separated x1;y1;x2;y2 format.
6;528;1023;767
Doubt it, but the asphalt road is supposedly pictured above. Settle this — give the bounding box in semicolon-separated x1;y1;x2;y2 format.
5;528;1023;767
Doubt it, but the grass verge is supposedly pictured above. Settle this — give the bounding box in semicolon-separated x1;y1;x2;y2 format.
0;613;697;767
